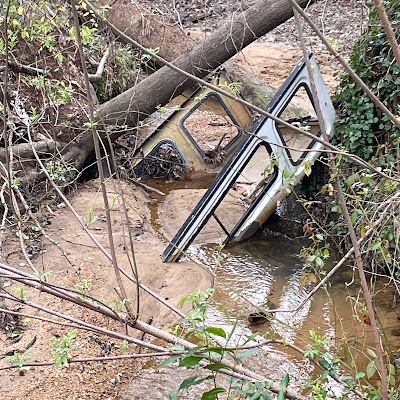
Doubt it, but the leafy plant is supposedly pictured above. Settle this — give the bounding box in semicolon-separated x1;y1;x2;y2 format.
5;349;33;371
44;160;75;182
11;170;21;188
159;289;289;400
82;208;98;226
34;270;53;282
218;81;242;96
334;2;400;159
49;329;79;368
75;278;91;295
12;286;26;301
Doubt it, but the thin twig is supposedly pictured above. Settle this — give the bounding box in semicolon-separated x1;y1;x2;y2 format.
0;352;175;371
71;0;131;315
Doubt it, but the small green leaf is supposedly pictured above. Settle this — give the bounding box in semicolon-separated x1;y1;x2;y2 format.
250;393;262;400
283;169;291;180
236;347;259;361
355;372;365;380
168;392;178;400
346;173;360;187
255;381;263;390
321;370;329;380
315;257;324;268
179;356;203;368
351;210;358;225
158;355;182;369
169;344;185;351
366;361;376;379
280;373;289;388
261;393;271;400
371;241;381;250
186;346;205;357
205;327;226;339
277;390;286;400
204;363;232;371
201;387;226;400
318;359;330;370
179;376;211;391
244;333;259;345
367;348;377;359
388;363;396;375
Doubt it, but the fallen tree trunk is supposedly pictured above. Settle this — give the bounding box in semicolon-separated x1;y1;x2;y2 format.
64;0;312;169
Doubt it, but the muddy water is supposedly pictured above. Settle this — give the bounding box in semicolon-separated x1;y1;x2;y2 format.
187;235;400;393
136;175;400;398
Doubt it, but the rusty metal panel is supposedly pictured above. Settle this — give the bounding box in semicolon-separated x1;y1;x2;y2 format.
132;68;253;177
162;54;336;262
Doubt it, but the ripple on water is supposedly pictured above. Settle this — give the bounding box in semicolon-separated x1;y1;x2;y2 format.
138;234;400;398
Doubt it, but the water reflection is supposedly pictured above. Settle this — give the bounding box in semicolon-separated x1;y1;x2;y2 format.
187;235;316;344
187;233;400;393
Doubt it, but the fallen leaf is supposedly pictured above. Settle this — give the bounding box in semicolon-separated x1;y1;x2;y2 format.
307;273;317;283
363;316;371;326
303;223;312;234
20;316;31;323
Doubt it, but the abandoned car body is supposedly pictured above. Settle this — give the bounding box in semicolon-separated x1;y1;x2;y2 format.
131;68;254;180
161;55;336;262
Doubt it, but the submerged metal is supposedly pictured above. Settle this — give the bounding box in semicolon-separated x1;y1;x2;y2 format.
132;67;253;177
162;54;335;262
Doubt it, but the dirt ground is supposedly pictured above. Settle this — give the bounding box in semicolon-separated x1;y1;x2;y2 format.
0;1;365;399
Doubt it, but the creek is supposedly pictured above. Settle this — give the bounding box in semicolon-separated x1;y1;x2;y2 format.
128;173;400;399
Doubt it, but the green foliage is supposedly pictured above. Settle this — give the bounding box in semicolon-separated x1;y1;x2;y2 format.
93;44;148;103
299;230;330;273
12;286;26;301
69;25;99;49
334;1;400;159
34;270;53;282
218;81;242;96
49;329;79;368
75;278;91;294
49;80;75;105
44;160;75;182
11;170;21;188
5;349;33;371
160;290;286;400
117;340;130;354
229;379;273;400
82;208;98;226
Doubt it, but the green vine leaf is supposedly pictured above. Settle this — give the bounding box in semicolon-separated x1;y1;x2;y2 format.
201;387;226;400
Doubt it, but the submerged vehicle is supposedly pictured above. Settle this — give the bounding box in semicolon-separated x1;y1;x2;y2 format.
161;54;335;262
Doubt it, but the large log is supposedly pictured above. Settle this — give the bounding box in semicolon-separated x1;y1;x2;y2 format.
64;0;313;168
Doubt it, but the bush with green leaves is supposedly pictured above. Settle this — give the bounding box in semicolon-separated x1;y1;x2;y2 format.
334;0;400;160
48;329;79;368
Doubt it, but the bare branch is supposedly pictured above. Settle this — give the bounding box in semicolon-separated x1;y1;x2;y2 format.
88;47;112;83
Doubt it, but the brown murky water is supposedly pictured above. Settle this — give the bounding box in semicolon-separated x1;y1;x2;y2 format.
187;235;400;395
134;175;400;399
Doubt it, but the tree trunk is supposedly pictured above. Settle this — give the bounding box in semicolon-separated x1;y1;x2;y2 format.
64;0;312;168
